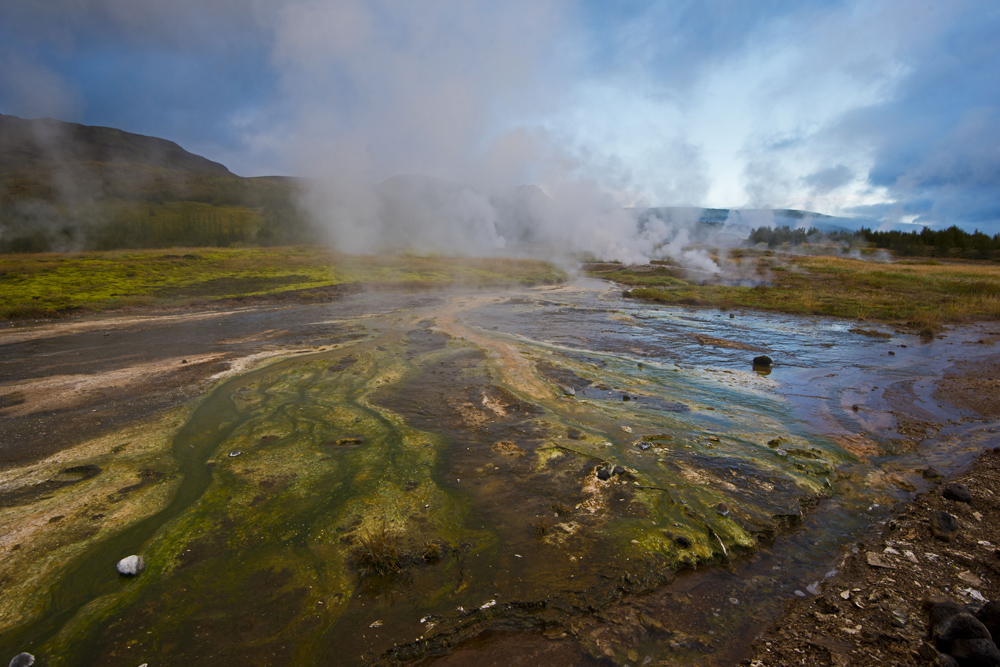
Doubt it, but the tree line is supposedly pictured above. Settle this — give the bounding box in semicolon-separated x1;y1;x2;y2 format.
748;224;1000;260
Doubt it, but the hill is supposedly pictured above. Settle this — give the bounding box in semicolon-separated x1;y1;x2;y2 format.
0;114;317;252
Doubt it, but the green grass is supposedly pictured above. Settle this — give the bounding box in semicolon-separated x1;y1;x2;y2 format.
605;253;1000;331
0;247;566;319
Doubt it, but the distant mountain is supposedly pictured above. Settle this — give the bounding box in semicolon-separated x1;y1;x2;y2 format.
636;205;926;235
0;113;232;176
0;114;315;252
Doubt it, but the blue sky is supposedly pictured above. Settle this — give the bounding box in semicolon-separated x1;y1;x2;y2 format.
2;0;998;232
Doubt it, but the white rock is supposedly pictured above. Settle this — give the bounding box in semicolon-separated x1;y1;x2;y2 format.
116;555;144;576
8;653;34;667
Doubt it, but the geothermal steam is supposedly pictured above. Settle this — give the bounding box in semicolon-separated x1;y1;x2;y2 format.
273;0;719;270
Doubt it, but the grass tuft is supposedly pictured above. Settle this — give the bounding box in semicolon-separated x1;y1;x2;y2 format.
350;519;403;577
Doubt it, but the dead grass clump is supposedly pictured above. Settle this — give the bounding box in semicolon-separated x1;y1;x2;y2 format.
849;328;892;339
350;519;403;576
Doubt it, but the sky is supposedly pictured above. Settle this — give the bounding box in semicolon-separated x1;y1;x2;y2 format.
1;0;999;233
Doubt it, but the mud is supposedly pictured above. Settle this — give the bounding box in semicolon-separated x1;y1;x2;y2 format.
0;279;998;667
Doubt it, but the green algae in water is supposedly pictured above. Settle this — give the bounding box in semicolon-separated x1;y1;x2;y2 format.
2;318;851;666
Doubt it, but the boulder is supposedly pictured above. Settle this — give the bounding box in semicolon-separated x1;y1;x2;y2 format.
931;510;960;542
944;482;973;503
752;355;773;367
8;654;34;667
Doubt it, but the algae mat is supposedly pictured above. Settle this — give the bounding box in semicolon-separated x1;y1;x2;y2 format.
0;294;852;666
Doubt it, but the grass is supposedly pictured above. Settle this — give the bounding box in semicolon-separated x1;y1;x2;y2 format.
603;252;1000;331
0;247;566;319
350;520;404;577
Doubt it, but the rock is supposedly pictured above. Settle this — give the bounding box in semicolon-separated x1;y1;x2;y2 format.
622;394;631;401
865;551;894;569
752;355;773;367
949;637;1000;666
622;290;633;298
596;468;611;481
8;654;34;667
931;603;995;657
715;503;730;517
944;482;973;503
612;465;626;476
228;451;241;457
923;467;945;480
729;313;735;319
567;428;582;440
674;535;692;549
562;385;576;396
635;442;651;451
932;510;960;541
976;602;1000;643
116;554;144;576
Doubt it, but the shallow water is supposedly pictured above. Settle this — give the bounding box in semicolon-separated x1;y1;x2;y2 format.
2;279;997;666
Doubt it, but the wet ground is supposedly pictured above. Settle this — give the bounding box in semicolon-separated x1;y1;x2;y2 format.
0;278;997;666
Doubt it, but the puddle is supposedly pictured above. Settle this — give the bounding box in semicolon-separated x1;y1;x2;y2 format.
1;280;997;666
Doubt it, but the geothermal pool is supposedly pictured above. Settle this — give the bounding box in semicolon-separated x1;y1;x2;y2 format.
1;279;996;666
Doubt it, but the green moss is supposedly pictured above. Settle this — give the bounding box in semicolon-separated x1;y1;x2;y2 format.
0;248;566;318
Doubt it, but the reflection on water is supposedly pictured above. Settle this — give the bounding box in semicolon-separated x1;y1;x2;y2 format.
2;279;997;666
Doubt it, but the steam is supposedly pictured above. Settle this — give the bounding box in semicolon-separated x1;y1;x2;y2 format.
270;0;723;271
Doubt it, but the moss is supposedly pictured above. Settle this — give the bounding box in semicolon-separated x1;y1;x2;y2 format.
0;248;566;318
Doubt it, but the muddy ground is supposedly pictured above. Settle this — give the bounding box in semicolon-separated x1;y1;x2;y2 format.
1;289;999;667
744;370;1000;667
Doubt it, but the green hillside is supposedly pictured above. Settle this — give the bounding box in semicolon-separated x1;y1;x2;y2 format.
0;114;317;252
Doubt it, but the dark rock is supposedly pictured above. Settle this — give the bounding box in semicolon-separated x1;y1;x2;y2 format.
889;350;895;355
852;404;860;411
635;442;651;451
612;465;626;476
715;503;730;517
674;535;692;548
752;355;773;367
8;654;34;667
944;482;973;503
949;637;1000;666
931;510;960;541
622;290;633;298
622;394;631;401
729;313;735;319
977;602;1000;643
567;428;582;440
933;607;993;655
923;467;944;480
596;468;611;481
816;596;839;614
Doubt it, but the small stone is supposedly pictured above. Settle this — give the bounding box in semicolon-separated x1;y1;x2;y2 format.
622;394;631;401
904;550;919;564
752;355;773;367
596;468;611;481
627;649;639;662
715;503;730;517
958;571;984;587
922;467;944;480
612;465;626;476
891;609;908;627
8;654;34;667
116;555;144;576
674;535;692;548
852;404;860;411
943;482;972;503
562;385;576;396
840;590;851;600
865;551;894;569
369;620;383;628
931;510;959;541
228;451;241;457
